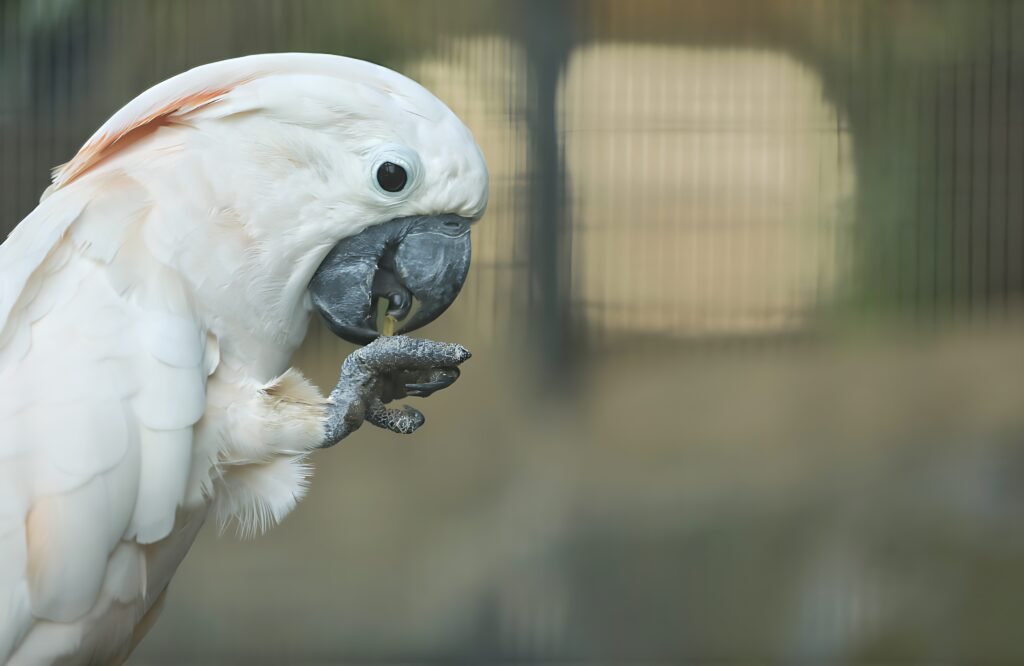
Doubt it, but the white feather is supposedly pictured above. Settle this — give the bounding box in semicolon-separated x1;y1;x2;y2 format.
0;52;489;663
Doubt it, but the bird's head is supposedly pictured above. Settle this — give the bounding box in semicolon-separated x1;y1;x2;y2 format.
52;53;488;348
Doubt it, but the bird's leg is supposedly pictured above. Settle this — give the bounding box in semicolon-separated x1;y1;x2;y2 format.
320;336;471;446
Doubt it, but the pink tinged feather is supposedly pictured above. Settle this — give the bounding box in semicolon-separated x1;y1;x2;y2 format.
26;477;113;622
53;85;243;188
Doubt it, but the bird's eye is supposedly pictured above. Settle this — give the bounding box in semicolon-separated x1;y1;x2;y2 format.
376;162;408;193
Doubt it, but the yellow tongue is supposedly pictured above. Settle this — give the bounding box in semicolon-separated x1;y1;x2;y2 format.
376;299;397;337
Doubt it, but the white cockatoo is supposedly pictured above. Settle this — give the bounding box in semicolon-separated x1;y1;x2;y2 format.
0;53;487;664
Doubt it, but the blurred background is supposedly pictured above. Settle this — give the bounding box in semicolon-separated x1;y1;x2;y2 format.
4;0;1024;663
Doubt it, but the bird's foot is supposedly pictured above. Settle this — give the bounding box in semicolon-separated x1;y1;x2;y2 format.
320;336;471;446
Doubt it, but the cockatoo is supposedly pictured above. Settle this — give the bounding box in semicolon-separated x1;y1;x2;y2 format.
0;53;487;664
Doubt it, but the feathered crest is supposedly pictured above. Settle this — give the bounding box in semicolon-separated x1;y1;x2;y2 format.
51;83;245;188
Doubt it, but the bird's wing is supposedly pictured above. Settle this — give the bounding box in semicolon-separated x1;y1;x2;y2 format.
0;176;211;662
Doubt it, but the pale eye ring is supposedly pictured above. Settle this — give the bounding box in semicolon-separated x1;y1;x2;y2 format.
371;147;420;196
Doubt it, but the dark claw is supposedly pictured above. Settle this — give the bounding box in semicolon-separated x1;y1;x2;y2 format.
405;367;460;397
404;382;444;397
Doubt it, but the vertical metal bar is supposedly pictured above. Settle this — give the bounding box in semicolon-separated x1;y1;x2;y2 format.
518;0;574;381
984;0;996;313
1002;0;1013;308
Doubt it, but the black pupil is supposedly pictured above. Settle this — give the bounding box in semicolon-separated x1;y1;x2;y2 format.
376;162;407;192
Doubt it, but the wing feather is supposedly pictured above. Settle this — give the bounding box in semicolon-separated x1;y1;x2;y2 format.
126;427;194;545
0;172;209;661
26;478;112;622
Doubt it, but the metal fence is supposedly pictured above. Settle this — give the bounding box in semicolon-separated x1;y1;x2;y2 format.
3;1;1024;663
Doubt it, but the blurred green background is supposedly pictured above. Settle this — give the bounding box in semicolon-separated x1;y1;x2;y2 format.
4;0;1024;663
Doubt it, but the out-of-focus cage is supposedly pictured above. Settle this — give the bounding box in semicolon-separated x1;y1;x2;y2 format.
3;1;1024;663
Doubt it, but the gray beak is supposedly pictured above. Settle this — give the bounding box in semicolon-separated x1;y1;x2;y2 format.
309;215;472;345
